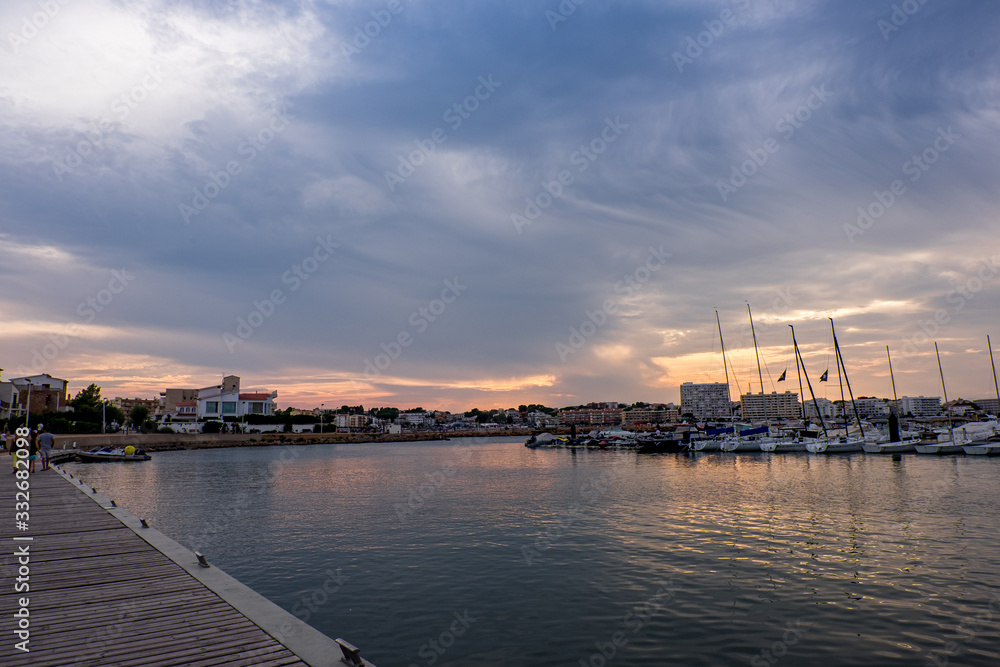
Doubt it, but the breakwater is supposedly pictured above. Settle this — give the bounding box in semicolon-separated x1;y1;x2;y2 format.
45;428;549;453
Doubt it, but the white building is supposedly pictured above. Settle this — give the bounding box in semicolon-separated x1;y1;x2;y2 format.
853;397;891;420
803;397;837;420
197;375;276;419
975;398;1000;415
740;391;800;421
900;396;941;417
0;380;19;420
680;382;731;420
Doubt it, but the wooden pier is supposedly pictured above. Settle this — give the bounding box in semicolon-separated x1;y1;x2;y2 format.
0;465;370;666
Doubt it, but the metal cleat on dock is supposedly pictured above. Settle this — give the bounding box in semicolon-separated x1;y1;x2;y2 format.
335;638;377;666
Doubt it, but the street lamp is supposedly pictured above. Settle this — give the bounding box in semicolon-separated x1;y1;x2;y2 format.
320;404;324;433
24;380;32;429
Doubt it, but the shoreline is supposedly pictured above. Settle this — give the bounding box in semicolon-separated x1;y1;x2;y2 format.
48;427;560;453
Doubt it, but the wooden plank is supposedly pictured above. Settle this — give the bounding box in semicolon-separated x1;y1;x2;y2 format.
0;469;339;667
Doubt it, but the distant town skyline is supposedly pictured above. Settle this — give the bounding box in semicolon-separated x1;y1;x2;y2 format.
2;1;998;414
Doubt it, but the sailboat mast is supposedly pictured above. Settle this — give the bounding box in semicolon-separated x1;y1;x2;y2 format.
934;341;952;439
831;319;846;429
795;334;806;421
791;325;828;437
989;335;999;414
830;319;864;437
716;309;734;430
748;303;765;399
886;345;898;402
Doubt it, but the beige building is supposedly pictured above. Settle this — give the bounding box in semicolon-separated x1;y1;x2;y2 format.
740;391;800;421
680;382;731;420
622;408;680;426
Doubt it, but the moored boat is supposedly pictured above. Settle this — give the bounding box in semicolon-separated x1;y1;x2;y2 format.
806;437;865;454
862;439;918;454
77;446;151;462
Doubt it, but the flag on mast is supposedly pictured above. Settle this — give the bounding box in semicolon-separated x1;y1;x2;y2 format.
820;369;828;382
777;370;786;382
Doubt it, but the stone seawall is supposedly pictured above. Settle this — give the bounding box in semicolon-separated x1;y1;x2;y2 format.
47;428;552;453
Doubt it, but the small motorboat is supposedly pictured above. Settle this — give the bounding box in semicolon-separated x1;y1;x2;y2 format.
76;446;152;462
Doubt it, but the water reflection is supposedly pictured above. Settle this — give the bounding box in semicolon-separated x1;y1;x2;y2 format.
63;439;1000;666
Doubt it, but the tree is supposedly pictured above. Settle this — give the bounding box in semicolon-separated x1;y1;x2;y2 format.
375;407;399;420
129;405;149;428
70;384;103;410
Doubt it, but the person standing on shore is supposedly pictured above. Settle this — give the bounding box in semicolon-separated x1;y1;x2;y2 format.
27;427;38;473
1;427;7;451
37;425;54;471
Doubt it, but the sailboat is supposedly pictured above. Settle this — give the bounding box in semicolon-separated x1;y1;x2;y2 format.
806;319;865;453
722;305;772;452
760;324;812;452
863;346;919;453
915;342;966;454
963;335;1000;455
692;310;733;452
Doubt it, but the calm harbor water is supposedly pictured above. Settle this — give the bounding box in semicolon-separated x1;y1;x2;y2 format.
62;437;1000;666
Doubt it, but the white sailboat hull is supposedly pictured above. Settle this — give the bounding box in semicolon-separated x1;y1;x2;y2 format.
914;442;965;454
691;440;720;452
760;440;809;452
963;444;1000;456
862;440;918;454
720;440;765;452
806;439;865;453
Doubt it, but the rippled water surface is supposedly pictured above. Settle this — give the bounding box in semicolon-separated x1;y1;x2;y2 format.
62;438;1000;666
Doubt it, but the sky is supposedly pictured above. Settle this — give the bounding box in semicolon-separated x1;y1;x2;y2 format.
1;0;999;412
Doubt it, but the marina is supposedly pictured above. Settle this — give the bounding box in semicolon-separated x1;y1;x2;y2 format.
0;466;373;667
55;437;1000;666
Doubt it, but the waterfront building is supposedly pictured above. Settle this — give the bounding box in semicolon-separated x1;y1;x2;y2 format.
196;375;277;419
680;382;731;420
803;397;837;420
559;408;623;425
0;378;19;420
622;408;681;427
112;396;161;417
8;373;69;414
853;397;891;420
160;388;199;414
975;398;1000;415
739;391;800;421
900;396;942;417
